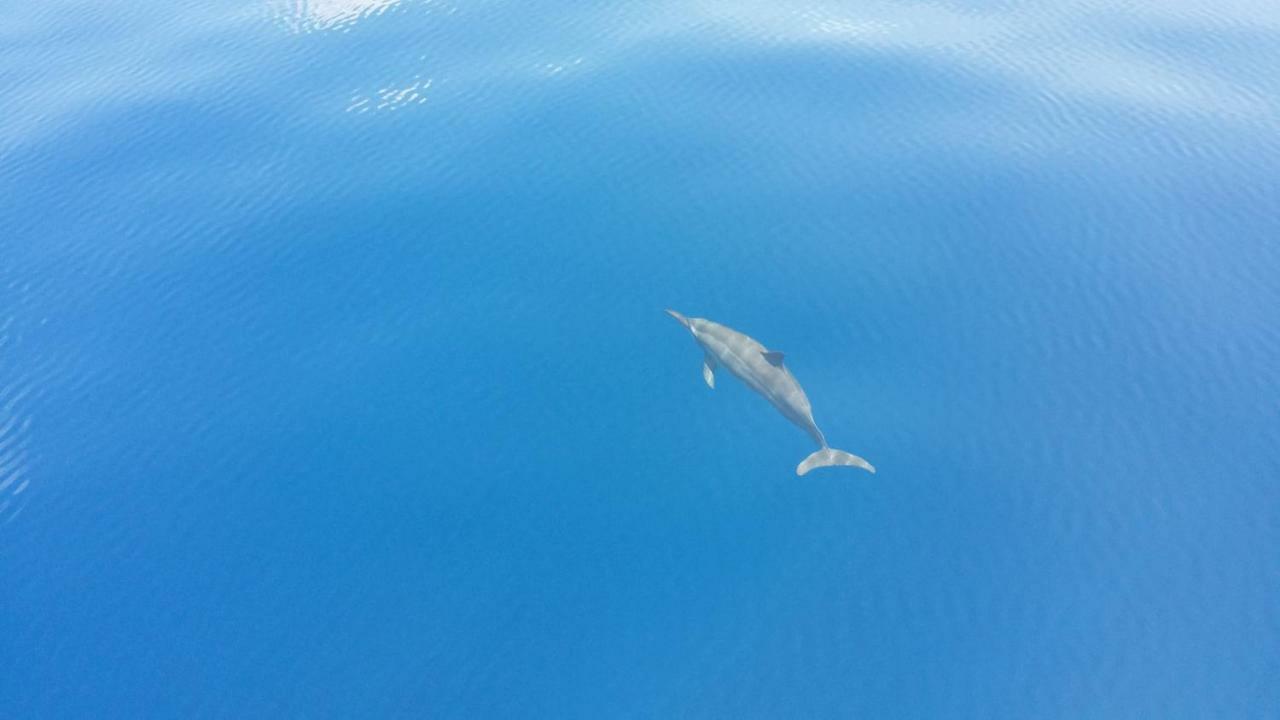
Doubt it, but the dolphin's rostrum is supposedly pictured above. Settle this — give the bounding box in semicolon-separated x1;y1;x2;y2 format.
666;309;875;476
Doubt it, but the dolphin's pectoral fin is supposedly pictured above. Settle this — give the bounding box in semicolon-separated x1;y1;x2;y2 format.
702;355;716;389
762;351;785;366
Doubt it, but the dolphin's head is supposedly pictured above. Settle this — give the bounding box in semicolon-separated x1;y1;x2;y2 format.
665;309;692;330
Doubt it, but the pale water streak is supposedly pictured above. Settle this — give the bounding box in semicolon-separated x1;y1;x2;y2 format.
0;377;33;524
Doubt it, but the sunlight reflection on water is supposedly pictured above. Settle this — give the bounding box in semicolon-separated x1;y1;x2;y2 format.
270;0;405;33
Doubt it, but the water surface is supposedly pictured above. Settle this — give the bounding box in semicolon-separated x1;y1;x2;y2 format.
3;0;1279;717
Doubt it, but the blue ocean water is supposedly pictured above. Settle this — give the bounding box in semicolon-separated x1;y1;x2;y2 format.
3;0;1279;716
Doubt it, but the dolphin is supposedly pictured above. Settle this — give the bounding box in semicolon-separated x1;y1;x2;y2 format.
666;309;875;476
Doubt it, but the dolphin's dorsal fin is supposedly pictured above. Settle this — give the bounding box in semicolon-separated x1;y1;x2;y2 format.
762;351;785;366
702;355;716;389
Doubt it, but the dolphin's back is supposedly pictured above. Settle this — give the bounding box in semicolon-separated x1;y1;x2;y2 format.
693;320;773;390
693;319;815;433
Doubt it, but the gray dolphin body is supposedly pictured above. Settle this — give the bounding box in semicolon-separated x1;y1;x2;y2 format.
666;310;875;476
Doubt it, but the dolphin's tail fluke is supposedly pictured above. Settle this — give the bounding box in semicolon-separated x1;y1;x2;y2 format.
797;447;876;476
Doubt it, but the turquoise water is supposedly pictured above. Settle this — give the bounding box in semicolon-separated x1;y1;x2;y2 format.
4;1;1279;716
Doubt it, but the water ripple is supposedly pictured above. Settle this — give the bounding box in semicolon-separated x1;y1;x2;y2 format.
0;343;36;526
346;76;433;113
269;0;408;33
